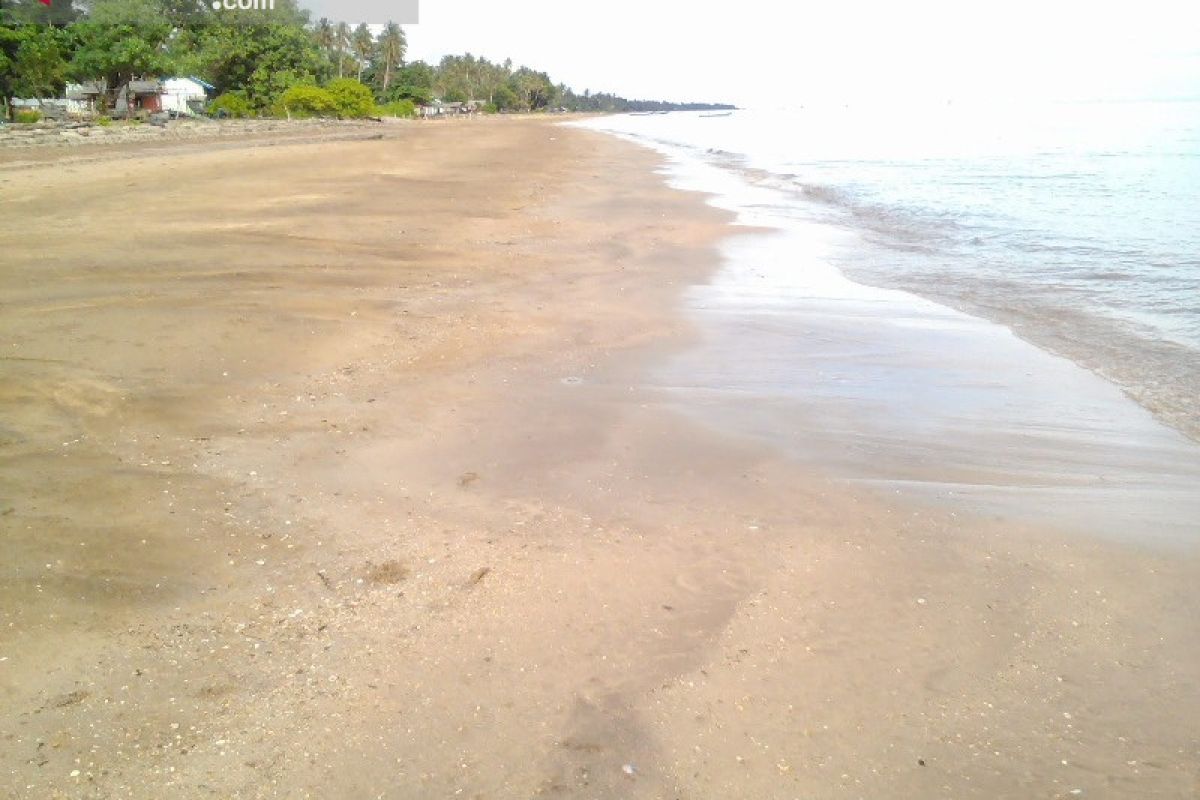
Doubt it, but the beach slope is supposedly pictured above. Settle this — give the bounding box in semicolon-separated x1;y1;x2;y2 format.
1;118;1197;798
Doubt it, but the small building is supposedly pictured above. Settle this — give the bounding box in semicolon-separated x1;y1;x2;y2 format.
417;100;443;118
65;81;105;114
160;77;215;115
13;81;102;118
114;80;163;116
416;99;483;118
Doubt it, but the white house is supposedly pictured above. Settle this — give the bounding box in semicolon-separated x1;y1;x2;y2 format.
159;77;215;115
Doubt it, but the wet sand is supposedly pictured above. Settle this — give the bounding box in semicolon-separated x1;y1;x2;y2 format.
655;222;1200;545
1;118;1198;798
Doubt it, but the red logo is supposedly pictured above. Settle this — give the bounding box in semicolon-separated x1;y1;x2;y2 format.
39;0;52;5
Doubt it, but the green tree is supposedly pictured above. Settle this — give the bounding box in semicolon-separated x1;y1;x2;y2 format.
207;91;252;117
372;22;404;98
491;82;517;111
276;83;335;117
313;17;333;53
1;0;729;123
508;66;553;111
375;97;413;117
332;21;349;78
387;59;432;104
325;76;372;118
13;25;70;101
311;16;334;78
170;1;323;111
70;0;172;104
0;16;20;120
349;22;371;82
2;0;80;27
436;53;480;101
477;58;509;105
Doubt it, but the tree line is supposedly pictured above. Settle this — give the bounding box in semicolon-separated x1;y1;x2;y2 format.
0;0;733;120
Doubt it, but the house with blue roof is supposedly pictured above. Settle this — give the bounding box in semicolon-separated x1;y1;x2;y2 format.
159;77;217;116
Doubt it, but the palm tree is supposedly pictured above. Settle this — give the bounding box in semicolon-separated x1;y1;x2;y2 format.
333;22;350;78
351;23;374;83
313;18;333;55
312;18;334;77
375;23;406;96
313;17;333;50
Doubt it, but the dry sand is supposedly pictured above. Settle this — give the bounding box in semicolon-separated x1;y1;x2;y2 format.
1;117;1197;799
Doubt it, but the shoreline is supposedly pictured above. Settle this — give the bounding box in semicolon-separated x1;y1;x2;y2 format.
579;118;1200;543
583;113;1200;447
2;119;1198;797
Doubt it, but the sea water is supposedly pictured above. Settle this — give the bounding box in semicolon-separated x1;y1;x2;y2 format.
577;104;1200;542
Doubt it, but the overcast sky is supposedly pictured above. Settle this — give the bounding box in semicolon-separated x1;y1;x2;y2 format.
392;0;1200;107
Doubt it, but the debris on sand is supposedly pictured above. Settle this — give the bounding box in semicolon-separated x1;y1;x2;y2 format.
364;560;410;585
47;689;90;710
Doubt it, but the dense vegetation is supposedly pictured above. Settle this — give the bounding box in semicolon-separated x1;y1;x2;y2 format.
0;0;734;120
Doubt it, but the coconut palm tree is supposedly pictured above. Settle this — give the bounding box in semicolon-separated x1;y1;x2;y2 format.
313;17;333;57
333;21;350;78
375;23;406;96
351;23;374;83
312;17;334;79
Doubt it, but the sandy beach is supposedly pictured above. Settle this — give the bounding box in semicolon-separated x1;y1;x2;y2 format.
1;117;1198;799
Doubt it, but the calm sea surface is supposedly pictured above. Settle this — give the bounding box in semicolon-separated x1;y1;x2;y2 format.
579;104;1200;542
585;103;1200;439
